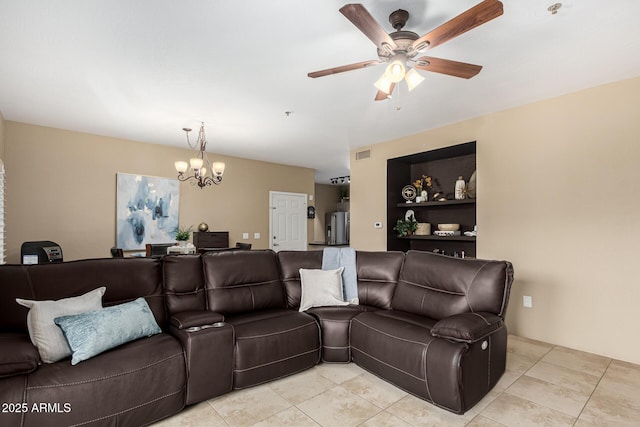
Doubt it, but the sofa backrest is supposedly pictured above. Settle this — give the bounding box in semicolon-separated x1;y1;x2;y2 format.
0;258;166;332
392;251;514;320
356;251;404;309
163;255;206;316
277;250;323;309
276;250;404;310
203;250;285;314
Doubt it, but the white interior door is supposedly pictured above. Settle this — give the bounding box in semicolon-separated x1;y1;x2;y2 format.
270;191;307;252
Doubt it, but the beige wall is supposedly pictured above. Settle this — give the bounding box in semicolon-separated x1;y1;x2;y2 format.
4;122;315;262
313;183;341;242
351;76;640;365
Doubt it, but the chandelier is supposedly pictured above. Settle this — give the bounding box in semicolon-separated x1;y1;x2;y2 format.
174;122;225;189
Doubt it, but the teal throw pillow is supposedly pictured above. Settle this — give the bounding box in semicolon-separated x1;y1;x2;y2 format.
54;297;161;365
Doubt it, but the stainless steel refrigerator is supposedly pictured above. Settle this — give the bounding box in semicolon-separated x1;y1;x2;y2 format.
326;211;349;245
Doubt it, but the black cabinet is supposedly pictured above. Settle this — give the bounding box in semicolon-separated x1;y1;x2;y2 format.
387;141;476;257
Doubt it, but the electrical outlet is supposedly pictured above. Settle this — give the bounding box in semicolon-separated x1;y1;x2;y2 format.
374;222;383;229
254;233;261;239
523;295;533;308
242;233;249;240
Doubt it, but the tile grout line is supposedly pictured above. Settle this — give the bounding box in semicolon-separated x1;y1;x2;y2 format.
570;357;614;426
204;399;232;427
505;342;620;425
483;344;578;425
474;346;530;426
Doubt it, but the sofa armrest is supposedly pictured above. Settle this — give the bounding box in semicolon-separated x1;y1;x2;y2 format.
169;310;225;330
169;312;233;404
0;333;40;378
430;312;504;344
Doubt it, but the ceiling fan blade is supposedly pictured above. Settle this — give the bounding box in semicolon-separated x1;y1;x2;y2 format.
412;0;503;51
308;60;380;78
374;83;395;101
414;56;482;79
340;4;398;52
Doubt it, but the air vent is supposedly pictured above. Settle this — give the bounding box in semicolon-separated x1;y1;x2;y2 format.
355;149;371;160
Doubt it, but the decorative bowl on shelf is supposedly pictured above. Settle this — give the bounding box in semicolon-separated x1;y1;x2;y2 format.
437;223;460;232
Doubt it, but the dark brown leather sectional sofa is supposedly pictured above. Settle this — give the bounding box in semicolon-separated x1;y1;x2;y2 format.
0;249;513;426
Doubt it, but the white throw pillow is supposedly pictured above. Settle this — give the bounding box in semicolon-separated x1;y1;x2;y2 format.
299;267;349;312
16;287;106;363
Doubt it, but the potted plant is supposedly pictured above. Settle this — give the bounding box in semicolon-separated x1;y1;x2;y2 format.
173;225;193;246
393;215;418;237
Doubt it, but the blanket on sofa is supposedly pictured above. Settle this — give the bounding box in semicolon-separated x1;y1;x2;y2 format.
322;247;359;304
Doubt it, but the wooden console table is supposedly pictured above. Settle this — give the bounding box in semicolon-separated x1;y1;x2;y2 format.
193;232;229;250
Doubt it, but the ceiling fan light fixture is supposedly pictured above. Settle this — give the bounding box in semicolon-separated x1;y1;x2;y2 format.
308;1;504;101
380;42;394;55
385;54;407;83
413;40;430;52
405;68;425;91
374;74;393;94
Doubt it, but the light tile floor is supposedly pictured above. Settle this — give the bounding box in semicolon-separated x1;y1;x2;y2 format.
152;335;640;426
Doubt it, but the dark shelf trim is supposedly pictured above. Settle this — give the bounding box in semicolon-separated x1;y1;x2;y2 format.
397;199;476;208
398;235;476;242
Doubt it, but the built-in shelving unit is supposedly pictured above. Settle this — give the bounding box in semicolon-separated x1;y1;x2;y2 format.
396;199;476;208
398;235;476;242
387;141;476;256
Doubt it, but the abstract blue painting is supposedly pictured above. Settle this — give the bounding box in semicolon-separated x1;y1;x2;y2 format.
116;173;180;250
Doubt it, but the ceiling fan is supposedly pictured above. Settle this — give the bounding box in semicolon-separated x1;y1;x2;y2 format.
308;0;504;101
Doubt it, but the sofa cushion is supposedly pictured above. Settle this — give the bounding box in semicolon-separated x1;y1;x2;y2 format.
277;251;404;311
21;333;185;426
351;311;438;397
351;310;481;413
0;265;36;332
11;258;166;329
54;298;162;365
16;287;106;363
277;250;323;309
203;250;285;314
0;333;40;378
225;309;320;388
163;254;206;316
356;251;404;309
299;267;349;312
392;251;514;320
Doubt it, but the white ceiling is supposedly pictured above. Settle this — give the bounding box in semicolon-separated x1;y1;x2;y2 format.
1;1;640;183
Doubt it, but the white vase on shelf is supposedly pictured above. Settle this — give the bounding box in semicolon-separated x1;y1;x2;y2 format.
455;176;466;200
